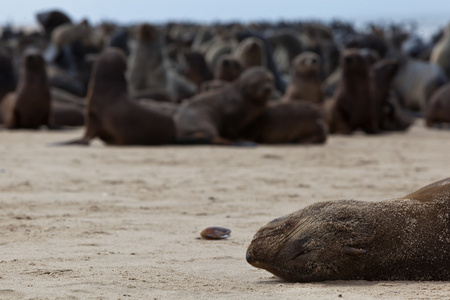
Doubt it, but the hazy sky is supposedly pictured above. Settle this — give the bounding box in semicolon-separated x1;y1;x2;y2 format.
3;0;450;30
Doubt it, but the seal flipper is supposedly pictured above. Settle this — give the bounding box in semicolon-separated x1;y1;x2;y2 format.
49;138;91;146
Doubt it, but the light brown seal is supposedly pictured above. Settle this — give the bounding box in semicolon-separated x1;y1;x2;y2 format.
430;24;450;79
58;48;176;145
175;66;274;144
282;52;323;104
246;177;450;282
240;102;327;144
233;37;267;69
1;49;51;129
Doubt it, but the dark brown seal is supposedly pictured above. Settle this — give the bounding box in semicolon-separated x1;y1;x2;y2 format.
371;59;412;131
246;177;450;282
240;102;327;144
425;82;450;127
175;66;274;144
326;49;378;134
1;49;51;129
282;52;323;104
0;51;16;124
58;48;175;145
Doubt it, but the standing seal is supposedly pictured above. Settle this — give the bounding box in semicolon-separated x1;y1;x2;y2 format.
1;49;51;129
326;49;378;134
246;177;450;282
57;48;175;145
281;52;323;104
0;51;16;124
175;66;274;144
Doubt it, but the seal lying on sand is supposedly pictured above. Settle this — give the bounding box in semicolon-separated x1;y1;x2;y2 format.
57;48;175;145
240;102;327;144
246;177;450;282
175;66;274;144
426;82;450;127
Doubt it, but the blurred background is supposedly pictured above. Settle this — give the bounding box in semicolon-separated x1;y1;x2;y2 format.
3;0;450;39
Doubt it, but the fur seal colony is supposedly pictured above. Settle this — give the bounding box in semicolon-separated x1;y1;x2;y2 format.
5;10;450;139
246;177;450;282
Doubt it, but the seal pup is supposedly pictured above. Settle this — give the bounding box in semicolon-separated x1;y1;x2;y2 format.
240;102;327;144
326;49;378;134
1;49;51;129
127;23;172;101
247;177;450;282
175;66;274;144
57;48;175;145
282;52;323;104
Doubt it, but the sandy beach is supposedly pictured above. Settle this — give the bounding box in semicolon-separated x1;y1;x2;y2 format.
0;121;449;299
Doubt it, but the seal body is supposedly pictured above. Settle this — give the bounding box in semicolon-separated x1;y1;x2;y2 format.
426;82;450;127
327;49;378;134
175;66;274;144
246;178;450;282
282;52;323;104
62;48;175;145
1;49;51;129
241;102;327;144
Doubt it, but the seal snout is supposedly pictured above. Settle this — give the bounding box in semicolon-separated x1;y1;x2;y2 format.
246;249;253;264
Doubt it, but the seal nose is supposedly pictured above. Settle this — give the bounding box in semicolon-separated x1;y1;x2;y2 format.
246;250;253;263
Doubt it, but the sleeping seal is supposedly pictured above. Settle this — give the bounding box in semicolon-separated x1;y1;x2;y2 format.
247;177;450;282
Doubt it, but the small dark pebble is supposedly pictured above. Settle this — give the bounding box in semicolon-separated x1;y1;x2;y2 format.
200;227;231;240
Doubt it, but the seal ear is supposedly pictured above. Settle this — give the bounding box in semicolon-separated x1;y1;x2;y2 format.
342;246;369;256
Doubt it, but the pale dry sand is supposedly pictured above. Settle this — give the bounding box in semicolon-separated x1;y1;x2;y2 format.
0;121;449;299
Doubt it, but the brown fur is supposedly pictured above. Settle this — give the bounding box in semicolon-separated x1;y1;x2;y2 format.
175;67;274;144
326;49;378;134
371;59;412;131
0;51;16;124
282;52;323;104
214;55;244;82
51;20;90;49
233;37;266;69
247;177;450;282
52;101;84;127
200;80;230;93
426;82;450;127
182;51;213;91
1;49;51;129
58;48;176;145
240;102;327;144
